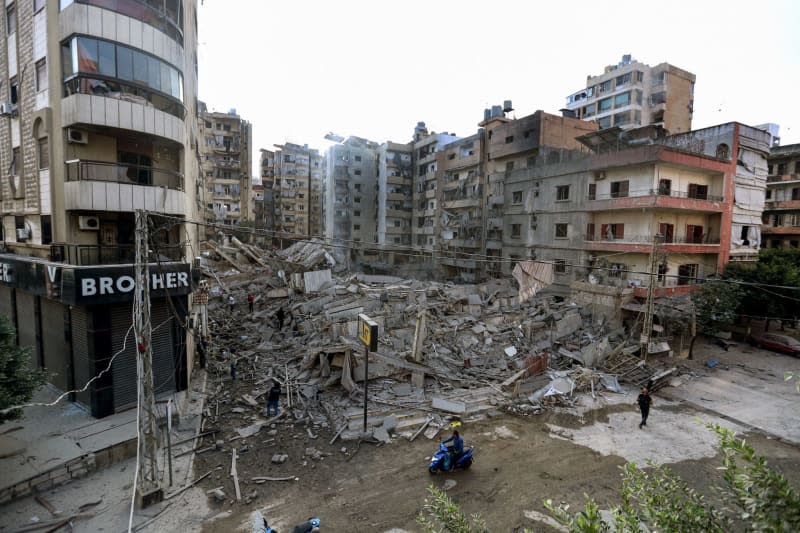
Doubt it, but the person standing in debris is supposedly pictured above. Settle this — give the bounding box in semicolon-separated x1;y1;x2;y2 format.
266;379;281;417
247;293;255;313
230;350;238;381
228;294;235;313
276;307;285;330
637;386;652;429
197;336;207;369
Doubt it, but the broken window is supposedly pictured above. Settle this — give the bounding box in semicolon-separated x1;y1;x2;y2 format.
687;183;708;200
555;223;568;239
678;264;698;285
600;223;624;240
659;223;674;243
792;188;800;200
505;136;514;144
609;263;625;278
512;191;522;204
588;183;596;200
10;77;18;104
795;161;800;174
554;259;567;274
687;224;704;244
527;156;536;168
354;224;360;230
658;179;671;196
556;185;570;201
506;161;514;172
354;155;362;162
354;170;362;176
511;224;521;238
6;4;15;35
598;80;612;93
610;180;629;198
586;223;595;240
716;144;730;159
448;153;455;160
597;116;612;129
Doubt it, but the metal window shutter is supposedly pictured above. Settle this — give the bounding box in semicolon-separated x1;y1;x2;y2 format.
111;305;137;411
71;307;92;408
150;299;176;398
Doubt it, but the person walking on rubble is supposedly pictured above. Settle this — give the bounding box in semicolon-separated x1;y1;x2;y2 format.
276;307;285;330
266;379;281;417
636;386;652;429
247;293;255;313
228;294;235;313
230;350;238;381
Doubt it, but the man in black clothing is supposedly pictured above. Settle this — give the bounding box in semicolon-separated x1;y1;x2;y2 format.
637;386;652;429
276;307;285;330
197;337;207;369
266;379;281;417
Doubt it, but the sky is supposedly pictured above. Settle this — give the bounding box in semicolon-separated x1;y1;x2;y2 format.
197;0;800;178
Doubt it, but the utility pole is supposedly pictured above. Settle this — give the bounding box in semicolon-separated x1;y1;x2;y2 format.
134;210;163;507
640;233;662;360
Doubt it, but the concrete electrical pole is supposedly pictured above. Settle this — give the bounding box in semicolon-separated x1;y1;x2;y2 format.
134;210;163;507
640;234;662;360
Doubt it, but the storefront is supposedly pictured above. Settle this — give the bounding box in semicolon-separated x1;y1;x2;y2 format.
0;254;192;418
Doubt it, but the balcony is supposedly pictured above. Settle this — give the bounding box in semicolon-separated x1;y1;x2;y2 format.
584;234;720;253
442;197;480;209
587;188;724;212
765;199;800;210
49;243;183;266
64;160;186;214
767;174;800;183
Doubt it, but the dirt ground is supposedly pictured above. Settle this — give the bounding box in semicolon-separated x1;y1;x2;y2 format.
195;382;800;532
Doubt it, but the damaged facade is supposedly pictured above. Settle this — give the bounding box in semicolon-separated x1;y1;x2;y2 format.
763;142;800;249
199;105;253;226
269;143;323;241
565;54;696;134
376;141;414;263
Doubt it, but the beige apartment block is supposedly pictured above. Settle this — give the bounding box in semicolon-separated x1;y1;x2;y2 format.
763;143;800;250
565;54;695;134
199;105;252;227
376;141;413;264
271;142;323;242
258;148;275;232
0;0;200;417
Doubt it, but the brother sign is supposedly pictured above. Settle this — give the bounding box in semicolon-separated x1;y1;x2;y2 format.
81;271;190;297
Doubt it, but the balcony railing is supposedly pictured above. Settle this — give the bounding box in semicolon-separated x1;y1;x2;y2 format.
66;160;184;191
588;188;723;202
585;234;720;245
50;243;184;266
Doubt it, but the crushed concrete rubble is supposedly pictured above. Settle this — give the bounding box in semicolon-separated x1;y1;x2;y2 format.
194;236;684;472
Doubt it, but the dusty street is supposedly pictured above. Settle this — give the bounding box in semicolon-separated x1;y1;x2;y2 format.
197;379;800;532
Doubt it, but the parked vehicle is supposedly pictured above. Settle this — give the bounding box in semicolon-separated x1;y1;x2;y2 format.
428;442;474;474
750;333;800;356
251;511;320;533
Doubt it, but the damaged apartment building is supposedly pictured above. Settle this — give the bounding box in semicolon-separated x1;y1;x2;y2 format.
199;105;252;227
0;0;201;416
268;143;323;242
763;139;800;249
502;122;771;297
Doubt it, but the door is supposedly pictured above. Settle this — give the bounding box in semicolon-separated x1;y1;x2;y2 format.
658;179;672;195
686;224;703;243
659;223;674;243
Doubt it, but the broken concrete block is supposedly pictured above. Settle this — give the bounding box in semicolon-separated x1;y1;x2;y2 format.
271;454;288;464
373;427;391;443
431;397;467;414
382;415;399;433
504;346;517;357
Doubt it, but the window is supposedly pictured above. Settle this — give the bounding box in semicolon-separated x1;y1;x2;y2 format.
614;92;630;107
588;183;596;200
687;183;708;200
614;111;630;126
598;116;612;129
598;97;612;112
555;223;568;239
354;197;361;203
766;189;772;200
616;72;632;87
524;130;532;138
34;0;45;12
354;224;360;230
527;156;536;168
6;4;15;35
11;147;19;175
678;264;698;285
10;77;18;104
554;259;566;274
35;59;47;92
354;170;362;176
556;185;570;201
512;191;522;204
777;163;786;175
354;155;362;162
659;223;674;243
716;143;730;159
37;138;48;169
511;224;521;238
586;223;595;240
687;224;704;244
505;136;514;144
583;104;596;118
795;161;800;174
610;180;629;198
792;188;800;200
506;161;514;172
394;220;401;227
598;80;612;93
658;179;671;195
601;223;625;240
354;183;361;191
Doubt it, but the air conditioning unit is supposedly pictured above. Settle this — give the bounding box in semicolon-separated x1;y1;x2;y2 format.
67;128;88;144
595;171;606;180
0;102;16;116
16;228;30;240
78;215;100;230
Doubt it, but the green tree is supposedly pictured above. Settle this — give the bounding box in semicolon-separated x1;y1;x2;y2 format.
545;425;800;533
689;279;744;358
417;484;487;533
0;315;46;423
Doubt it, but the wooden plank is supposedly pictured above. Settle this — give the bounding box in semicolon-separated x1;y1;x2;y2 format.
231;448;241;501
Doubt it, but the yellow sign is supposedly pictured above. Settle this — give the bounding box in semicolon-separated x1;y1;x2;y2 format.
358;313;378;351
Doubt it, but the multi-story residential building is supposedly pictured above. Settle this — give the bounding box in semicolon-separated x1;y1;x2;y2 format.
258;148;275;232
0;0;200;417
199;106;252;226
271;143;322;242
376;141;413;263
565;55;695;134
503;122;769;298
763;143;800;249
324;136;379;265
410;123;459;256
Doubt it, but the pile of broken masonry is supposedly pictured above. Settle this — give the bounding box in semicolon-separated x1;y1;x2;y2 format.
196;237;678;447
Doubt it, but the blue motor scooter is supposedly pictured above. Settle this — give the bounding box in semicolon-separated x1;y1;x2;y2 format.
428;442;474;474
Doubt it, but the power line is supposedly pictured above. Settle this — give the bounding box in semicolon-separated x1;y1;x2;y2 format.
146;211;800;291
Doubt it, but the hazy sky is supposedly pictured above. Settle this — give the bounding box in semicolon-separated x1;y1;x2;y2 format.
197;0;800;177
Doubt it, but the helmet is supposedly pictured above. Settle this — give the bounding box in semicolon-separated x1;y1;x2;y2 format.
310;518;321;528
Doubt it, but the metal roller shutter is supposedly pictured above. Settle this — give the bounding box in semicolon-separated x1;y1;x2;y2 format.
111;305;137;411
15;292;38;368
71;307;92;408
41;299;71;392
150;300;176;398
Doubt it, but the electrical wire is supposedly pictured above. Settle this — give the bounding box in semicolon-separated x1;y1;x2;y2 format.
145;211;800;291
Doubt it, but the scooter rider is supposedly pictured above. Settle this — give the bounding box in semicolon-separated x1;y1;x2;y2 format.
442;429;464;468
